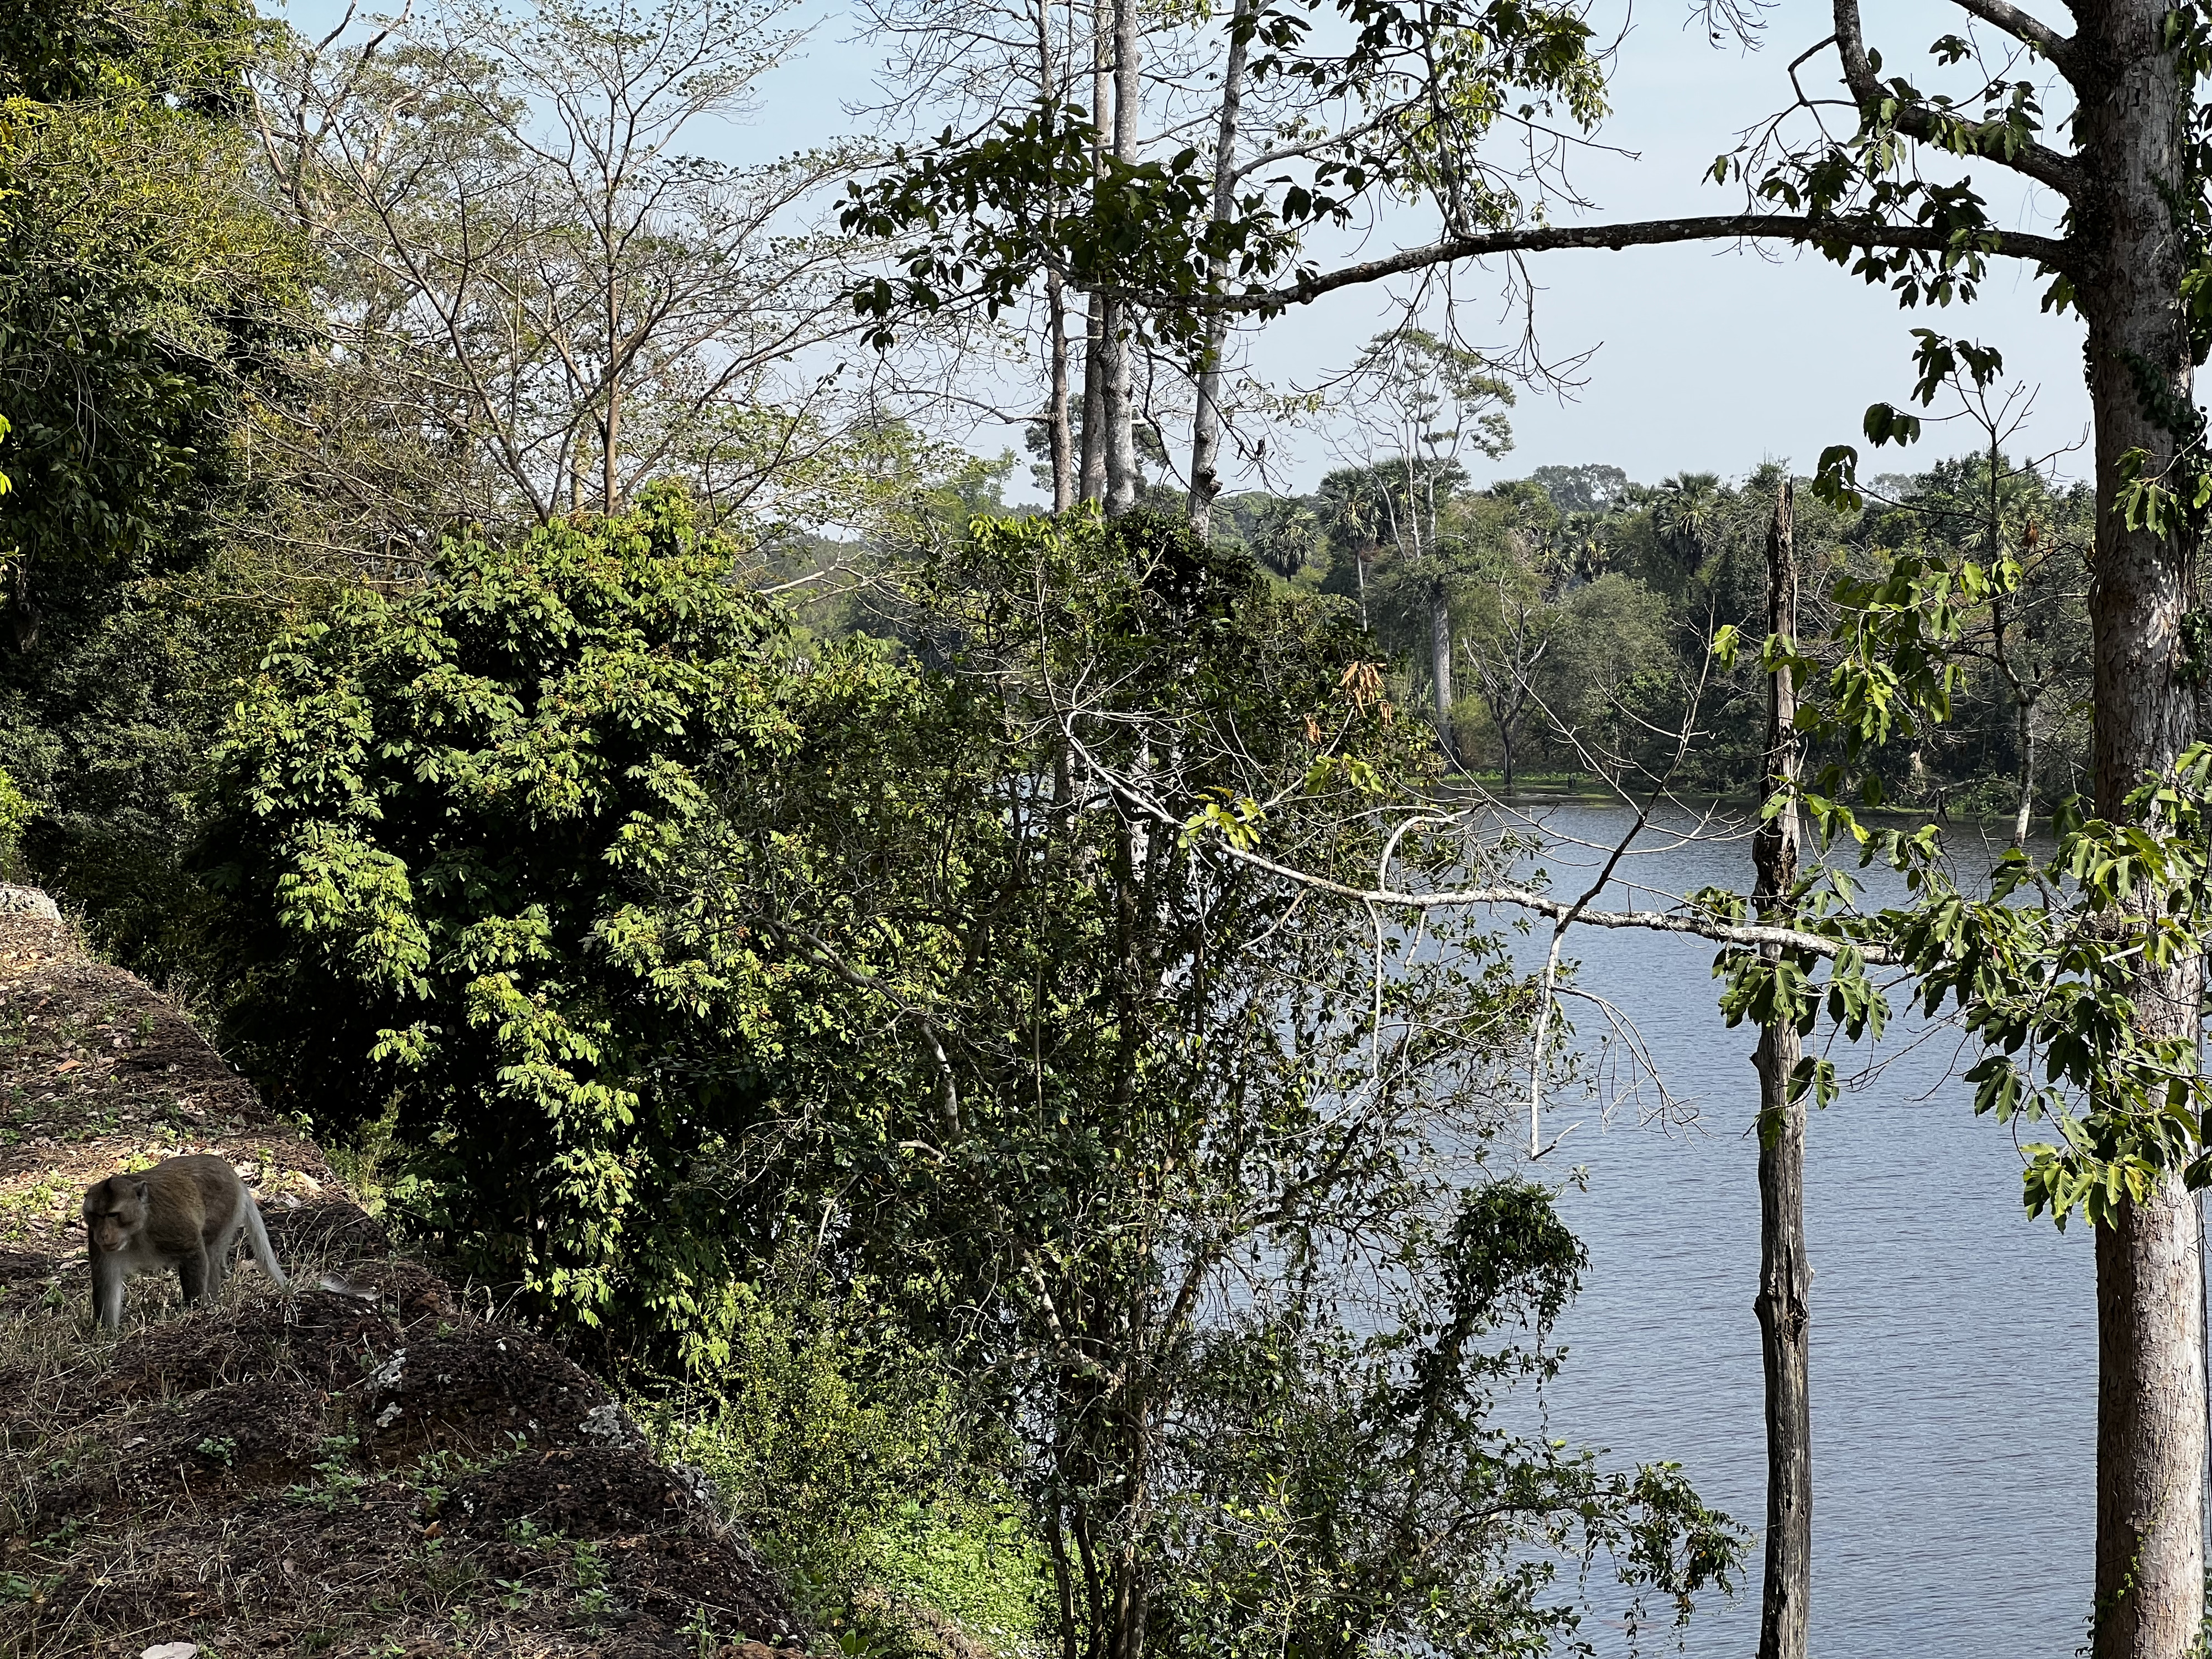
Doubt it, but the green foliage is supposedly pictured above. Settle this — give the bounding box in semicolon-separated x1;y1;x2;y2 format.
1766;756;2212;1229
1156;1181;1743;1659
859;1499;1049;1659
841;1;1608;350
635;1262;1020;1623
0;763;35;875
768;506;1740;1658
0;0;312;947
203;486;806;1333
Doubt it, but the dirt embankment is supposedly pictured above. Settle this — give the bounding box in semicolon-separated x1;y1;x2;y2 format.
0;909;802;1658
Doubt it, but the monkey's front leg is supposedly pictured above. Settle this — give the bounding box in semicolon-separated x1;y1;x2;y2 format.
176;1243;210;1307
91;1254;125;1330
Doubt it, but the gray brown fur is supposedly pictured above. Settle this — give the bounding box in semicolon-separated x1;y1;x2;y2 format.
82;1154;288;1329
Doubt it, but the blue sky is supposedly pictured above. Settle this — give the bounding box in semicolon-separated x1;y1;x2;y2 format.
265;0;2096;498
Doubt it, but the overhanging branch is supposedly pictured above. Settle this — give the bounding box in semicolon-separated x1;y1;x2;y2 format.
1122;213;2073;315
1074;740;1898;963
1198;839;1900;962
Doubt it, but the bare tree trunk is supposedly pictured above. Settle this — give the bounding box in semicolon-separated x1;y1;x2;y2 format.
1081;294;1107;504
1046;271;1074;512
1044;1510;1081;1659
1077;0;1108;507
2075;4;2208;1653
602;400;619;513
1032;1;1073;513
1430;580;1456;768
603;275;621;513
1100;0;1140;517
2094;1173;2210;1659
1185;0;1251;535
1752;479;1809;1659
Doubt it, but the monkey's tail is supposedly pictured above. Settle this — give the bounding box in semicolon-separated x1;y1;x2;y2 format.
241;1192;289;1288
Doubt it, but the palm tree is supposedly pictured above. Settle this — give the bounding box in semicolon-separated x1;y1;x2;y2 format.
1249;499;1323;579
1653;471;1725;572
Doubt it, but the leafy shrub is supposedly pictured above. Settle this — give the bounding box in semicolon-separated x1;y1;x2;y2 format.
202;485;808;1334
637;1263;1045;1657
0;762;36;876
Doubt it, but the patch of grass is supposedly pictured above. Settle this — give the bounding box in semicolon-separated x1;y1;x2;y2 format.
865;1497;1050;1659
322;1096;404;1220
0;1179;68;1245
640;1271;1048;1659
195;1435;237;1467
285;1434;371;1511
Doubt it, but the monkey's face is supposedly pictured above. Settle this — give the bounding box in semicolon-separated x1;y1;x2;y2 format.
82;1177;147;1253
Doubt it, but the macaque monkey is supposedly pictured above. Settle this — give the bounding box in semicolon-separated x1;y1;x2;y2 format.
82;1154;288;1329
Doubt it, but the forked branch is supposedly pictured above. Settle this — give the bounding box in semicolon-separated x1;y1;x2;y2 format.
1945;0;2075;75
1832;0;2080;196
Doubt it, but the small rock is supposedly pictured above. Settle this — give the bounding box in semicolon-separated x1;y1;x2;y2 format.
578;1401;635;1444
672;1460;721;1510
363;1349;407;1391
0;885;60;920
142;1643;199;1659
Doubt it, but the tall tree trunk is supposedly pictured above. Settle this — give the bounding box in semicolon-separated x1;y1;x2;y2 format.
1078;0;1108;506
1100;0;1140;516
601;386;620;515
1034;1;1073;512
1046;270;1074;512
1107;1395;1152;1659
1044;1511;1081;1659
1081;294;1107;504
1185;0;1251;535
602;268;621;512
1752;479;1810;1659
1430;580;1456;767
2075;5;2206;1655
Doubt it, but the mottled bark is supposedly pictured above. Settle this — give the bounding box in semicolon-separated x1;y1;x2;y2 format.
1046;270;1074;512
1034;0;1073;513
1753;481;1809;1659
2072;3;2206;1654
1080;293;1107;505
1186;0;1251;534
1078;0;1108;505
1100;0;1140;517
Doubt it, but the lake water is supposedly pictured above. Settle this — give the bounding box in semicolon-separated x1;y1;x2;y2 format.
1486;801;2103;1659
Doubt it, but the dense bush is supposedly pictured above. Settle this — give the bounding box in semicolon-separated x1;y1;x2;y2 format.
203;486;816;1332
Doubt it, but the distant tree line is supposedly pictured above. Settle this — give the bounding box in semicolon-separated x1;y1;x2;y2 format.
1201;447;2092;826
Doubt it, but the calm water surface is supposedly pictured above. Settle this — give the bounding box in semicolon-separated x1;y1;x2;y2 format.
1489;802;2100;1659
